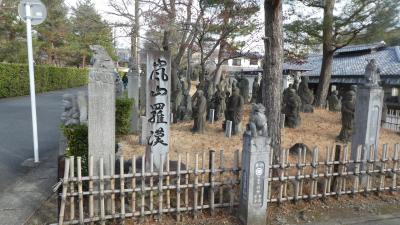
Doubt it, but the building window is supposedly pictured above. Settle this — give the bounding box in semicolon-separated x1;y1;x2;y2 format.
392;88;399;96
232;59;241;66
250;58;258;65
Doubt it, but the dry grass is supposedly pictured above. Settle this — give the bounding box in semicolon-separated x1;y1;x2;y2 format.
120;106;400;165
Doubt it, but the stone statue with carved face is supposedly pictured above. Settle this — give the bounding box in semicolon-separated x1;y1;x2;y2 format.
364;59;381;87
61;94;80;126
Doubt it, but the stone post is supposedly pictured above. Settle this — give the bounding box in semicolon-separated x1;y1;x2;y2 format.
351;60;384;174
139;116;147;145
209;109;215;124
351;85;384;171
225;120;232;138
128;69;140;134
145;51;171;170
238;133;271;225
88;45;116;176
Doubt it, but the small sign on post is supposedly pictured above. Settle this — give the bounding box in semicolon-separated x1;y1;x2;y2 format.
145;51;171;170
18;0;47;163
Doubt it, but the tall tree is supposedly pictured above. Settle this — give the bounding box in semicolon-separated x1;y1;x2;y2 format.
0;0;27;63
70;0;115;67
264;0;283;158
36;0;71;66
286;0;399;106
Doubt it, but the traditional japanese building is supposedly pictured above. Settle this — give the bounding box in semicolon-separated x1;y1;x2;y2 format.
302;41;400;97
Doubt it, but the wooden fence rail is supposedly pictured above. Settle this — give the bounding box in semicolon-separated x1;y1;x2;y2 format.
383;110;400;132
53;143;400;224
267;144;400;203
53;150;241;225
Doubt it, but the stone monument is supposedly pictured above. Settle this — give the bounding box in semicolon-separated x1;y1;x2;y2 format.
237;74;250;103
239;103;271;225
225;87;244;135
76;91;88;124
88;45;116;175
337;86;356;142
328;90;341;112
297;76;314;113
192;90;207;133
61;94;80;126
128;57;140;133
145;51;171;170
283;88;301;128
351;59;384;171
251;76;260;103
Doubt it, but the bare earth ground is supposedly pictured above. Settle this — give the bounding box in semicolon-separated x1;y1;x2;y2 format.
26;107;400;225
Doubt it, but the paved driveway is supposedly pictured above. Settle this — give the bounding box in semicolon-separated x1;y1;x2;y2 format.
0;86;86;225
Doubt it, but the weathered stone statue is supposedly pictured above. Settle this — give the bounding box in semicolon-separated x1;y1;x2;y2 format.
172;81;184;123
61;94;80;126
256;77;264;104
192;90;207;133
245;103;268;137
211;84;226;121
298;76;314;113
364;59;381;87
77;91;88;124
225;87;244;135
237;74;250;103
337;85;356;142
251;76;260;103
283;88;301;128
328;90;341;112
178;90;192;121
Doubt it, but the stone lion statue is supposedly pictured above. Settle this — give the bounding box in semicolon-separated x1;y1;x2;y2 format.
246;103;268;137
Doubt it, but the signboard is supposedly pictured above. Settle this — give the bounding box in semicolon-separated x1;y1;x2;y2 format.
18;0;47;25
146;51;171;169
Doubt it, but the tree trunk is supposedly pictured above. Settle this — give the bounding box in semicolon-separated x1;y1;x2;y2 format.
315;0;335;107
263;0;283;159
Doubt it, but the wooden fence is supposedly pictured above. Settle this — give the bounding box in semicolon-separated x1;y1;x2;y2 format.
383;110;400;132
53;143;400;224
267;144;400;203
53;150;241;225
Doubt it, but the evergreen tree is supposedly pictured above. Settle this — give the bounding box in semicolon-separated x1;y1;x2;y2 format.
70;0;115;67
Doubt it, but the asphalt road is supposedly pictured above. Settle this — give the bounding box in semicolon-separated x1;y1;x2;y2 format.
0;87;86;192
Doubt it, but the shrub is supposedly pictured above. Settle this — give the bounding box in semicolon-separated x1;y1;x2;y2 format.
62;124;89;175
116;97;134;135
0;63;87;98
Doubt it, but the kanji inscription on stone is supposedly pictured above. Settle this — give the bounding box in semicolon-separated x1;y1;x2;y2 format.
253;161;265;207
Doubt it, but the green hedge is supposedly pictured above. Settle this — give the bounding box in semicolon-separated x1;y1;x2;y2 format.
116;97;134;135
0;63;88;98
62;97;134;172
63;124;89;175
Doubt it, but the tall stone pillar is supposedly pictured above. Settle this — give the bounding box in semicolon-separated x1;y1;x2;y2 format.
351;59;384;171
238;104;271;225
351;86;384;166
88;45;116;176
128;67;140;134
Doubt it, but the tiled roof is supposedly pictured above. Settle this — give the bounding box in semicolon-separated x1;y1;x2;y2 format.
335;41;386;53
283;62;311;71
304;46;400;77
